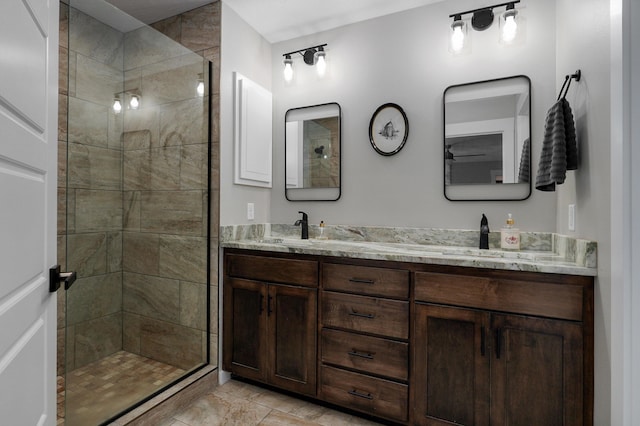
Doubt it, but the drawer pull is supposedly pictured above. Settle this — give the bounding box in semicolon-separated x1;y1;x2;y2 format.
349;311;375;319
348;389;373;400
348;350;374;360
349;278;375;285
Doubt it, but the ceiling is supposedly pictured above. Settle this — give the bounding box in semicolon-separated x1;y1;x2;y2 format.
105;0;443;43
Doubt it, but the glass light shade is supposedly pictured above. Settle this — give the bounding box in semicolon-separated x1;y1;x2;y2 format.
113;98;122;114
197;80;205;97
502;11;518;43
283;55;293;82
451;22;465;52
129;95;140;109
316;52;326;77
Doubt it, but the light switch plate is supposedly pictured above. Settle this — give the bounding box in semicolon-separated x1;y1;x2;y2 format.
247;203;255;220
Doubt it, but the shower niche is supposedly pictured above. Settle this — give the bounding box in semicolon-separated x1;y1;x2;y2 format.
59;1;217;424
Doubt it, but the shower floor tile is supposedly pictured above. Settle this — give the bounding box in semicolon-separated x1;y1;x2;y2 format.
58;350;185;426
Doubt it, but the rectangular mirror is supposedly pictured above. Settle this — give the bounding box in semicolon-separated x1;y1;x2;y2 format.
444;75;531;201
285;103;341;201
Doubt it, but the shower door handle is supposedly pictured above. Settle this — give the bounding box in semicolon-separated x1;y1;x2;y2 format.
49;265;77;292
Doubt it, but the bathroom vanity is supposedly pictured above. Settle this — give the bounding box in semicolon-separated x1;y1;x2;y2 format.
221;229;595;425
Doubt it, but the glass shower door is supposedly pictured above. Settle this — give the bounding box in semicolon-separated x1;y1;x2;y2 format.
62;1;210;424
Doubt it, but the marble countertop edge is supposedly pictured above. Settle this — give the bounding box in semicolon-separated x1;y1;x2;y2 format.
220;235;597;277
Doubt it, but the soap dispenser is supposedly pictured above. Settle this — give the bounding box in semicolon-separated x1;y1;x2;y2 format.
318;221;327;240
501;213;521;250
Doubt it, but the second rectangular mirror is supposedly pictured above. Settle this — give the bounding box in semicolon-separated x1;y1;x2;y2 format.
285;103;341;201
444;75;531;201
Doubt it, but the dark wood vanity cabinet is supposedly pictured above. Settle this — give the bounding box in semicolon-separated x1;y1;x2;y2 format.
223;251;318;396
412;270;593;426
223;249;594;426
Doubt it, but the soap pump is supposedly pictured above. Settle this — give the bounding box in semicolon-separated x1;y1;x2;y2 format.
318;221;327;240
501;213;521;250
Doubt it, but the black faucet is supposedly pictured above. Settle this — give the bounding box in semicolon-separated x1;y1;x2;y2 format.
479;214;490;250
295;211;309;239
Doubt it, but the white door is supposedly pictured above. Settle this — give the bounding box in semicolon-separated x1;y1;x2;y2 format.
0;0;59;424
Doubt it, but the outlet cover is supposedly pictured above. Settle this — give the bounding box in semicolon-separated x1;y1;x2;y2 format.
247;203;255;220
568;204;576;231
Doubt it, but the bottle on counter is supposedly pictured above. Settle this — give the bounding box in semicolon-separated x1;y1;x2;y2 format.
501;213;521;250
318;221;327;240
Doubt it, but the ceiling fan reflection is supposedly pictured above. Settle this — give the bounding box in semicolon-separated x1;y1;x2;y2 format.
445;145;486;161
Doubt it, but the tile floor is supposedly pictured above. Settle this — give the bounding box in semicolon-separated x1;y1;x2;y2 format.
58;351;387;426
58;351;186;425
155;379;386;426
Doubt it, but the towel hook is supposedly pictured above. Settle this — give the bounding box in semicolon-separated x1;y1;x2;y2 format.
558;69;582;100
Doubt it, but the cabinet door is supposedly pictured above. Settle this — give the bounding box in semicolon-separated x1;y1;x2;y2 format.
490;314;583;426
413;304;490;426
268;284;317;396
223;278;268;382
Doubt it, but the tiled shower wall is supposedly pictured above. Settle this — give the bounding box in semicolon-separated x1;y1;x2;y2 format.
142;0;222;370
120;26;210;370
148;1;222;370
57;1;221;374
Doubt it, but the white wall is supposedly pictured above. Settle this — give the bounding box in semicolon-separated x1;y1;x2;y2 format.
554;0;612;423
269;0;558;231
220;2;272;225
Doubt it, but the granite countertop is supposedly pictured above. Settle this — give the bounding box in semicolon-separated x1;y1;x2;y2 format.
220;224;598;277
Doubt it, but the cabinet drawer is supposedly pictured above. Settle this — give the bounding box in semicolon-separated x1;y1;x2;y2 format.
323;263;409;299
415;272;584;321
320;365;408;422
321;329;408;381
322;291;409;339
226;253;318;287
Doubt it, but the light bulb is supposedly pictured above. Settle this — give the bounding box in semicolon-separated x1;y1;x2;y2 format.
502;13;518;42
130;95;139;110
113;98;122;114
283;55;293;82
197;80;205;97
316;54;326;77
451;25;465;52
316;48;326;77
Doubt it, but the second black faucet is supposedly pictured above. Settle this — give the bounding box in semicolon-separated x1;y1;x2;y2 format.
295;211;309;239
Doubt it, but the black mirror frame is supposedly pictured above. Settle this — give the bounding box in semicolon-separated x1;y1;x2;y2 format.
285;102;342;202
443;75;532;202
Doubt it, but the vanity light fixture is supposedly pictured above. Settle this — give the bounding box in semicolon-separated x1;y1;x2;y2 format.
282;44;328;81
129;94;140;110
197;73;205;97
501;3;518;43
283;54;293;82
112;97;122;114
449;1;521;46
450;15;466;53
113;89;142;112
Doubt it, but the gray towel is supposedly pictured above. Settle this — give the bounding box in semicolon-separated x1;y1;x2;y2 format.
518;137;530;183
535;98;578;191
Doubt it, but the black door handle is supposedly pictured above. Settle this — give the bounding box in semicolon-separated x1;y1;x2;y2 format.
49;265;77;292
